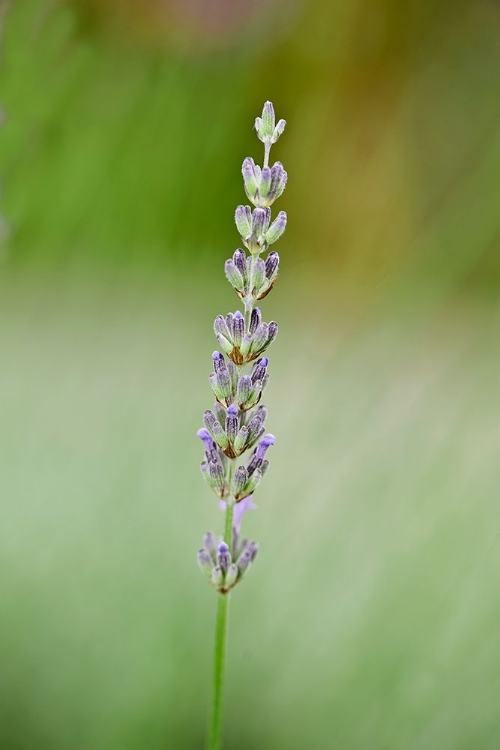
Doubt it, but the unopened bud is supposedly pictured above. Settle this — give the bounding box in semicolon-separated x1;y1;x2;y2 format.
265;211;287;245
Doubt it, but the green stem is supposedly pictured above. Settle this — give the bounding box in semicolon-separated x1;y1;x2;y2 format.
208;592;230;750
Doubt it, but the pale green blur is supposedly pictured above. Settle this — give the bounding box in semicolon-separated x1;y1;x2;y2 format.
0;1;499;748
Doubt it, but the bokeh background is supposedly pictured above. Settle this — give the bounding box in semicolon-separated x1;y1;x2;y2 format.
1;0;499;747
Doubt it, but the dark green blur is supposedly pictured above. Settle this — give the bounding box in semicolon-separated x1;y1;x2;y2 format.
0;1;499;748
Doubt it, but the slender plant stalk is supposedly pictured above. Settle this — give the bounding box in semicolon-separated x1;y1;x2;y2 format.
196;101;288;750
209;590;230;750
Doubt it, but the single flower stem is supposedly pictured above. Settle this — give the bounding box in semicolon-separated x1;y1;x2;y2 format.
208;591;230;750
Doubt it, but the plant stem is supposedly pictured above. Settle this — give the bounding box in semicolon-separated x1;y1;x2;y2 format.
208;496;234;750
208;592;230;750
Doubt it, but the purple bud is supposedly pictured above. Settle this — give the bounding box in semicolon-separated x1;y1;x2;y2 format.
233;249;247;279
203;409;218;431
232;466;248;497
252;322;269;352
236;375;252;406
247;435;275;476
217;542;231;575
232;311;245;348
267;321;278;345
203;532;217;559
216;368;232;400
214;315;231;339
225;312;234;333
256;405;267;422
209;460;225;489
251;207;267;238
251;357;269;385
246;413;265;446
225;405;238;443
265;251;279;279
197;548;214;578
212;351;225;374
250;307;261;335
259;166;272;198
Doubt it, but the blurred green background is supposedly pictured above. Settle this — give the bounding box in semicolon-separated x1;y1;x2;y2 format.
1;0;499;748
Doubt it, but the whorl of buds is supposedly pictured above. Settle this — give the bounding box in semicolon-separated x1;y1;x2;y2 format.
224;248;279;302
197;533;259;594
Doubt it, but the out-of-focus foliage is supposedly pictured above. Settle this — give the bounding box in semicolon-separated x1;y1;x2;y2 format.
1;0;500;292
1;1;499;748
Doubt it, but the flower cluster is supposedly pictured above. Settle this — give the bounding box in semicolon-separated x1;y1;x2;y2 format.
197;531;259;595
197;101;287;594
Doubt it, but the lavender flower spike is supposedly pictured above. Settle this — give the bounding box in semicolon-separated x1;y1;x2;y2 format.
197;100;289;750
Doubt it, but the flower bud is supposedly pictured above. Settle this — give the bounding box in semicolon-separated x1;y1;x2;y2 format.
224;259;244;291
214;315;231;339
224;563;239;588
270;162;287;198
259;167;272;200
235;205;252;239
265;251;279;280
236;375;252;407
197;548;214;578
217;542;231;575
246;413;265;448
226;360;238;392
212;420;229;450
233;249;247;279
251;208;267;239
251;258;266;296
212;566;224;587
250;307;261;335
232;311;245;348
265;211;287;245
225;404;238;443
212;351;225;374
213;364;232;400
272;119;286;143
243;466;263;495
216;334;234;359
239;333;253;357
208;459;225;491
203;532;217;559
242;158;259;201
232;466;248;497
267;321;278;346
236;541;258;577
261;101;275;138
251;323;269;353
251;357;269;385
233;425;249;454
